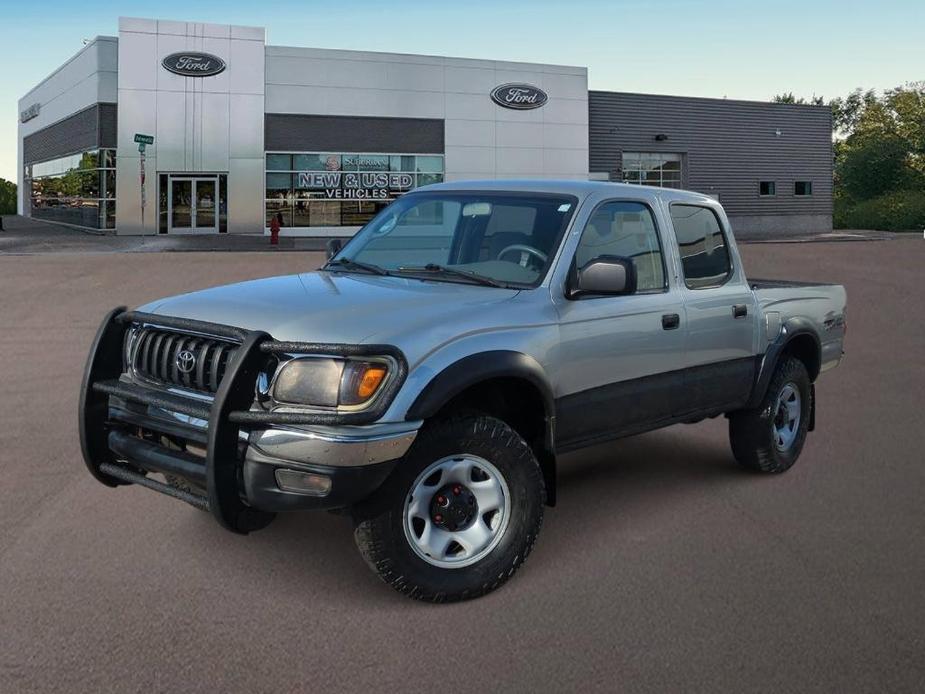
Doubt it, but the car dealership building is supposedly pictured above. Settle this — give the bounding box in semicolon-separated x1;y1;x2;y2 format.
17;17;833;237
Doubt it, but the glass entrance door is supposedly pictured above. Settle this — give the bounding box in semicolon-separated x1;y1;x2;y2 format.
168;176;220;233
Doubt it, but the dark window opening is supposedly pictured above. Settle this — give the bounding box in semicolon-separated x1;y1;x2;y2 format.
669;204;731;290
794;181;813;196
759;181;776;196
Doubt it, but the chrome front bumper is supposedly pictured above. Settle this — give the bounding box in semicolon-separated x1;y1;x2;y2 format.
246;421;420;469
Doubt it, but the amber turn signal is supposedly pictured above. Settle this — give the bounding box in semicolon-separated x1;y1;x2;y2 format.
357;365;387;399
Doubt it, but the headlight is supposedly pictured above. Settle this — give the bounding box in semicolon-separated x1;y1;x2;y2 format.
271;357;389;409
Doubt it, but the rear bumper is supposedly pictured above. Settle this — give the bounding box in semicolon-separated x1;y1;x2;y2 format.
79;308;412;533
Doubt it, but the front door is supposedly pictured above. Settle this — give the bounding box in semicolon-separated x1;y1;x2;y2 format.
168;176;219;233
553;200;687;450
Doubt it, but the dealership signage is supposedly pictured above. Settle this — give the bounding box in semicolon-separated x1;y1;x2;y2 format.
162;52;227;77
490;83;548;110
298;172;414;200
20;103;41;123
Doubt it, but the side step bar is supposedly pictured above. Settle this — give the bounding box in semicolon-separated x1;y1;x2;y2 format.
99;462;209;511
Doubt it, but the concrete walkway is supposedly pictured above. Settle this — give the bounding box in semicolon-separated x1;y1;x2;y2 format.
0;214;898;255
0;215;336;254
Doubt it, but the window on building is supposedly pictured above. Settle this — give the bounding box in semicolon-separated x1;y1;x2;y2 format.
28;148;116;229
621;152;683;189
669;204;731;289
759;181;776;196
265;152;445;228
794;181;813;196
575;201;666;292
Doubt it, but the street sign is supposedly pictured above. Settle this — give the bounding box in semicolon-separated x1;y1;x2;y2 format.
134;133;154;146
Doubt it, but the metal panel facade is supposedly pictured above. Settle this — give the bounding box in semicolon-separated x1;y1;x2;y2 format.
589;91;833;233
22;104;117;164
265;114;444;154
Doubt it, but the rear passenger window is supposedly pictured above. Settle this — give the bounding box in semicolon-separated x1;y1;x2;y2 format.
669;204;731;289
574;201;666;292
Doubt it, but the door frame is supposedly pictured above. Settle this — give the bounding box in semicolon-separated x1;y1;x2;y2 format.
166;174;221;234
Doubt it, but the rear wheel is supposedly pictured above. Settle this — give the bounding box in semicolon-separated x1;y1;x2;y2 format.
729;356;812;473
353;414;545;602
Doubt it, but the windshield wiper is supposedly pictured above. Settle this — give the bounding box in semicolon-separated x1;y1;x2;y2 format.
396;263;508;288
323;257;392;276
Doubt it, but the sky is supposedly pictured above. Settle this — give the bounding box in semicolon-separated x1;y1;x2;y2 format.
2;0;923;182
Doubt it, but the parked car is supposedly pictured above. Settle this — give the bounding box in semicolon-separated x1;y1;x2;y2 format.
80;180;847;601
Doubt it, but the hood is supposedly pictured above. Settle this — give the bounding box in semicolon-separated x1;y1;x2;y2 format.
138;270;521;345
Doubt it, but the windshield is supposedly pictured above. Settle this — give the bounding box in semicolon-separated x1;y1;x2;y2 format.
330;192;578;287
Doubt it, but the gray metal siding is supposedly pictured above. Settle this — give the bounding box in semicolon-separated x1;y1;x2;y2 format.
589;91;833;218
22;103;117;164
265;114;444;154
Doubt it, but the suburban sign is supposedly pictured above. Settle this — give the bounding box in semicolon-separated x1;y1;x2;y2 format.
297;172;414;200
161;52;226;77
20;103;41;123
490;83;548;110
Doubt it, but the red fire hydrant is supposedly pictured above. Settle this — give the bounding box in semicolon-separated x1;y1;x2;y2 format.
269;215;280;246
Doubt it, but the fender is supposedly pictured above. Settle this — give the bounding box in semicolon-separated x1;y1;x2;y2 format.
406;351;558;505
746;317;821;410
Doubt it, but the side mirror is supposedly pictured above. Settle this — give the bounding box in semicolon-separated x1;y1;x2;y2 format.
568;256;637;298
325;238;343;260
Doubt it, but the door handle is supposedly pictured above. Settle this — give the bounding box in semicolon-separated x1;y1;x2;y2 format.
732;304;748;319
662;313;680;330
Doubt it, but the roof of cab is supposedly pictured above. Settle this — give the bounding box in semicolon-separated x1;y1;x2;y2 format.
418;179;720;206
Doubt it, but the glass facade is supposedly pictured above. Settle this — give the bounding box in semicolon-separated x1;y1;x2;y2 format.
27;149;116;229
621;152;683;189
265;153;444;228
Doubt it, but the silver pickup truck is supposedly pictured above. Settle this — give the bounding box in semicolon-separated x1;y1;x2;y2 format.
80;180;846;602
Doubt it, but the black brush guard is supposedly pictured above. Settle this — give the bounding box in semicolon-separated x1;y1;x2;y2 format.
79;307;407;534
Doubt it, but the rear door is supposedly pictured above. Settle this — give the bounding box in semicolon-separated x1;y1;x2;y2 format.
553;199;687;449
666;202;758;414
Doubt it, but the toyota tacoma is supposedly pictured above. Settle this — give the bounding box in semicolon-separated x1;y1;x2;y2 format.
80;180;847;602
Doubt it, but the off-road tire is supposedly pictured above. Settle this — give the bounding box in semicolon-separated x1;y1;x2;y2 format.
353;414;545;602
729;356;812;473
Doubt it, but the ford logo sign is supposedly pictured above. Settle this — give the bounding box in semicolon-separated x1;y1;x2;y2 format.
162;52;226;77
490;83;548;110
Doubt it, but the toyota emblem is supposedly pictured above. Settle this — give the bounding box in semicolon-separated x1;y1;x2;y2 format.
176;350;197;374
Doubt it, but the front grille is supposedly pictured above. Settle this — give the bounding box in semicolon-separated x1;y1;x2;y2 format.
131;327;239;394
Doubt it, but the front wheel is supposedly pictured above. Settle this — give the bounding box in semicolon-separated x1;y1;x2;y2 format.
729;356;812;473
353;414;545;602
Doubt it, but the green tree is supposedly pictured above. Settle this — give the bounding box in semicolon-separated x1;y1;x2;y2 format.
0;177;17;215
780;83;925;230
772;92;826;106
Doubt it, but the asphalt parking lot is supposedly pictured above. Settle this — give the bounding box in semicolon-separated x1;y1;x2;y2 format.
1;239;923;693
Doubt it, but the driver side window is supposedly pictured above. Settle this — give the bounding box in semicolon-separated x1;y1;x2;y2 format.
574;201;666;293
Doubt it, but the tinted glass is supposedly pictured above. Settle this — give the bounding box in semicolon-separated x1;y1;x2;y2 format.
759;181;776;196
340;193;577;287
575;201;665;292
670;204;731;289
794;181;813;196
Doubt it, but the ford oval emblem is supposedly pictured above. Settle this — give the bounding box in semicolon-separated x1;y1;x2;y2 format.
162;52;227;78
490;83;548;110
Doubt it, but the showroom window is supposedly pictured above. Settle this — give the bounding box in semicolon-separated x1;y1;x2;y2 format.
621;152;683;188
794;181;813;196
759;181;776;196
27;149;116;229
265;153;444;228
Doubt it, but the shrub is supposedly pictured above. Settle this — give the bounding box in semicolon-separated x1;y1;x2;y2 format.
0;178;16;215
835;189;925;231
